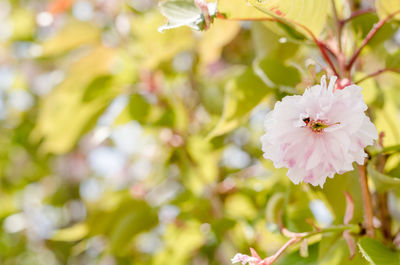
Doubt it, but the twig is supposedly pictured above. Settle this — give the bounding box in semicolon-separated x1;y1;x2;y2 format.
281;224;359;239
262;237;301;264
215;12;275;21
286;19;340;77
375;133;391;242
346;10;400;71
355;68;400;84
216;12;341;77
357;163;375;238
378;192;391;241
341;8;376;24
319;41;337;57
330;0;342;52
262;224;359;264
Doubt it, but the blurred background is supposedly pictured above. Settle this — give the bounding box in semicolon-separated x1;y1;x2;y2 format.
1;0;400;264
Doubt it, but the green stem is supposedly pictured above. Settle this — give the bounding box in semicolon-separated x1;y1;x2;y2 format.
282;224;359;239
303;224;360;238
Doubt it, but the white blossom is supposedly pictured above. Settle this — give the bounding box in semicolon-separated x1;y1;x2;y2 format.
260;76;378;187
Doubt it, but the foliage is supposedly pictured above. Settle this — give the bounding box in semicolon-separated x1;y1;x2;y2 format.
1;0;400;265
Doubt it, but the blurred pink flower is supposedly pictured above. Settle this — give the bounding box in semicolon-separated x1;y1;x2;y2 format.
232;248;266;265
231;253;259;265
260;76;378;187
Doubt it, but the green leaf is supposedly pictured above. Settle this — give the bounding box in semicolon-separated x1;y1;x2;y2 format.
318;234;368;265
217;0;266;19
109;208;157;255
278;242;319;265
30;47;118;154
251;23;300;59
376;0;400;20
11;8;35;40
132;12;194;69
219;0;306;40
88;196;158;256
51;223;88;242
367;160;400;192
225;194;257;219
198;19;241;65
254;57;301;90
247;0;330;37
82;75;114;102
152;221;204;265
369;145;400;157
358;237;400;265
128;94;151;123
40;19;100;57
374;97;400;146
387;50;400;69
350;13;378;40
265;192;285;226
159;1;217;32
186;136;219;184
207;67;271;138
322;170;365;225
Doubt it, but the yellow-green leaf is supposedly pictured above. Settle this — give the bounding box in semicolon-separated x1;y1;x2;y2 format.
41;19;101;57
51;223;88;242
367;159;400;192
197;19;241;66
207;67;271;138
217;0;266;19
248;0;329;37
358;237;400;265
376;0;400;20
131;12;194;69
31;46;117;154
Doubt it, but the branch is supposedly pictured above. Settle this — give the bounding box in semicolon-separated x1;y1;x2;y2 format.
215;12;275;22
330;0;342;52
262;224;359;264
357;163;375;238
233;223;359;265
281;224;359;239
346;10;400;71
355;68;400;84
341;8;376;24
216;12;341;77
262;237;301;264
285;20;340;77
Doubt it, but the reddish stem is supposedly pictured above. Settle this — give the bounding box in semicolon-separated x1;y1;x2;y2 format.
341;8;376;24
346;10;400;71
215;12;341;77
262;237;301;264
355;68;400;84
330;0;342;52
316;41;340;77
357;164;375;238
216;12;275;21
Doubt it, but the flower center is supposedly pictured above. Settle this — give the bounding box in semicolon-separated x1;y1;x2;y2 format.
303;117;333;133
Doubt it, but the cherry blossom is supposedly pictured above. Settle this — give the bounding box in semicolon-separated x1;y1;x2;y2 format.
260;76;378;187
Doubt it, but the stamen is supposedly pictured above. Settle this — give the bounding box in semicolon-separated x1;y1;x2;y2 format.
302;118;340;133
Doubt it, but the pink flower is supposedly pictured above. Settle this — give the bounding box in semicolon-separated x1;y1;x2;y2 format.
260;76;378;187
232;248;267;265
231;253;259;265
